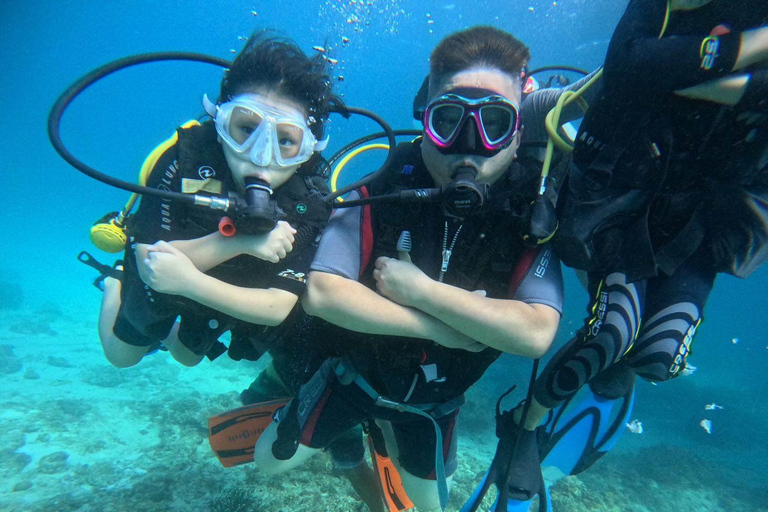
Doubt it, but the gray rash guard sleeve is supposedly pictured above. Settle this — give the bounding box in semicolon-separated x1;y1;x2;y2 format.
512;245;564;315
310;190;364;280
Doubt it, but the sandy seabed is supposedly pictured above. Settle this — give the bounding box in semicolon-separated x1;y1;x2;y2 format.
0;295;765;512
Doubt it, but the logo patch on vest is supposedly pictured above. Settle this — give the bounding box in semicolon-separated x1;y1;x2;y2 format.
296;203;307;214
700;36;720;70
277;269;306;283
181;178;223;194
198;165;216;179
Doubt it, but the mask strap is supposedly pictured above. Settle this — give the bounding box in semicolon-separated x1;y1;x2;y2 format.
315;135;330;152
202;94;218;117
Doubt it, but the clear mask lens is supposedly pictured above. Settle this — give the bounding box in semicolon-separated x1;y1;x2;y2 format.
275;123;305;159
214;95;319;167
228;107;265;147
479;106;513;144
430;104;465;142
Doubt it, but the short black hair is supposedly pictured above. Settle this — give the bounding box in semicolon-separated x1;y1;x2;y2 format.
219;32;336;141
429;26;530;87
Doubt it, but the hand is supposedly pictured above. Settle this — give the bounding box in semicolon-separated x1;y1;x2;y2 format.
373;256;432;307
137;241;201;296
238;221;296;263
433;326;488;352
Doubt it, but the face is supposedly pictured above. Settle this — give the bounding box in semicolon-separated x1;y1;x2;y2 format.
220;88;310;193
421;67;523;187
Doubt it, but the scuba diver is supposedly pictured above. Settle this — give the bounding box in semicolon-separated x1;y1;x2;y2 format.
251;26;568;512
497;0;768;504
63;33;387;512
96;34;335;368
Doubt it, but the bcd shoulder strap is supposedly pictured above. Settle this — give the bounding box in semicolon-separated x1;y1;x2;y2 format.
176;121;230;188
369;141;431;257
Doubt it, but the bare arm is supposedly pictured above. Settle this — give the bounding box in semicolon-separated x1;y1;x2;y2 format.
675;74;750;105
734;26;768;70
303;271;486;351
138;242;298;326
372;257;559;358
180;275;298;326
168;221;297;272
405;282;559;358
168;232;243;271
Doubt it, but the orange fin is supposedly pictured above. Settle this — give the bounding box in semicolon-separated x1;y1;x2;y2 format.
368;435;414;511
208;398;290;467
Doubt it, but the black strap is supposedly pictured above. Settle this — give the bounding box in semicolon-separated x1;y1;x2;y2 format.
77;251;123;290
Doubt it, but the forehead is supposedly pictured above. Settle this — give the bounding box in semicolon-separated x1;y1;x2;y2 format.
431;67;521;103
233;88;308;120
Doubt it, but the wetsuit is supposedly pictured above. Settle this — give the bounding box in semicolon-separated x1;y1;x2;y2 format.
271;138;564;480
113;121;331;361
537;0;768;407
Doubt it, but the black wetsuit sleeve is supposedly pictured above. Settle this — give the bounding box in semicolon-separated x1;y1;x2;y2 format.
128;141;185;244
603;0;744;92
263;241;320;295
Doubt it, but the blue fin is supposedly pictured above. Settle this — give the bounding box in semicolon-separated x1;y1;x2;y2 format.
460;469;493;512
494;485;551;512
539;381;635;476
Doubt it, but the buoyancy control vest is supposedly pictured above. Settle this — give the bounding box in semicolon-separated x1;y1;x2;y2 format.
123;122;332;360
345;140;542;403
175;121;332;251
362;140;538;292
555;1;768;281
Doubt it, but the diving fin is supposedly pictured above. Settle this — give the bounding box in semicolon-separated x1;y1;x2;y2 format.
459;452;552;512
539;375;636;476
460;410;551;512
367;423;414;512
461;369;635;512
208;397;290;467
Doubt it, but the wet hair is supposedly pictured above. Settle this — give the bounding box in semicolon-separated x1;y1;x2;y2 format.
429;26;530;91
219;32;337;142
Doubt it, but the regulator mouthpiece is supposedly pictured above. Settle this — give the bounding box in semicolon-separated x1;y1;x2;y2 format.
442;166;488;218
226;176;283;234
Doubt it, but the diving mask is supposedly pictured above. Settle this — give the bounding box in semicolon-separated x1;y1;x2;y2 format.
204;93;328;168
424;88;520;156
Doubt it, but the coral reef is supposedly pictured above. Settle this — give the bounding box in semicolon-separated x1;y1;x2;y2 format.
210;486;259;512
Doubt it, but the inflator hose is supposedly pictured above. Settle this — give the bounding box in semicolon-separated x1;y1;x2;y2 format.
48;51;398;210
48;52;231;205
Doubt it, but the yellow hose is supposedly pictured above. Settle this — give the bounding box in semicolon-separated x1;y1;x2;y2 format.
539;68;603;183
329;143;391;202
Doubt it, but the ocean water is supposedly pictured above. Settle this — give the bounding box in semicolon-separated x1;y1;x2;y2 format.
1;1;766;511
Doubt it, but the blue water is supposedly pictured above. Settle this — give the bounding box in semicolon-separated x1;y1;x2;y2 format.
2;0;767;510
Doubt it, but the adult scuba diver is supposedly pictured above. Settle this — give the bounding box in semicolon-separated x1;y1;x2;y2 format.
493;0;768;509
248;26;609;512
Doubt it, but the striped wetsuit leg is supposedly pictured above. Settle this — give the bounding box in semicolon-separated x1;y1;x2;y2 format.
626;255;715;381
533;272;645;408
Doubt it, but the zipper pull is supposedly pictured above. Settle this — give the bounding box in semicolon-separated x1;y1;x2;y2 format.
441;249;452;272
